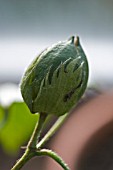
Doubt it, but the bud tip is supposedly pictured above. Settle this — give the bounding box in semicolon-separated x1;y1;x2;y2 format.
75;36;80;46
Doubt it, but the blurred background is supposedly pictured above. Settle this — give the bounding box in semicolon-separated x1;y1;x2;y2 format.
0;0;113;86
0;0;113;169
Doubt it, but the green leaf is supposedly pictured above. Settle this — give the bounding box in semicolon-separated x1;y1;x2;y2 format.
0;102;39;154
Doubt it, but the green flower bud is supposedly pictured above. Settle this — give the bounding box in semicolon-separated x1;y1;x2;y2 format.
20;36;89;116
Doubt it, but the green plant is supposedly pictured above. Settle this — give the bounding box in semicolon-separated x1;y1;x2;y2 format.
11;36;89;170
0;84;38;154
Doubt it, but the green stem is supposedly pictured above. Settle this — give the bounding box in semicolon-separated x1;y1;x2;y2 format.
35;149;70;170
37;113;69;149
11;113;47;170
28;113;47;148
11;148;35;170
11;113;69;170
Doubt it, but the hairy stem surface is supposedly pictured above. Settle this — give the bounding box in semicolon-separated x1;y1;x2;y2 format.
35;149;70;170
11;113;47;170
11;113;70;170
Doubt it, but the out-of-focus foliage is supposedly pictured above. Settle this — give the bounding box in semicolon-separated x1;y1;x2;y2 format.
0;106;4;129
0;102;38;154
0;84;39;154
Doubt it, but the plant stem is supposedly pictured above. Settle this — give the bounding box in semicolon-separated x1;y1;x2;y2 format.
35;149;70;170
37;113;69;149
28;113;47;148
11;113;69;170
11;113;47;170
11;148;35;170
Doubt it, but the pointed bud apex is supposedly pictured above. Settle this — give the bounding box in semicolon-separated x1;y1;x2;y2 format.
20;36;89;116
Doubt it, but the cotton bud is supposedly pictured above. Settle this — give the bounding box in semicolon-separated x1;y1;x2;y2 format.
20;36;89;116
